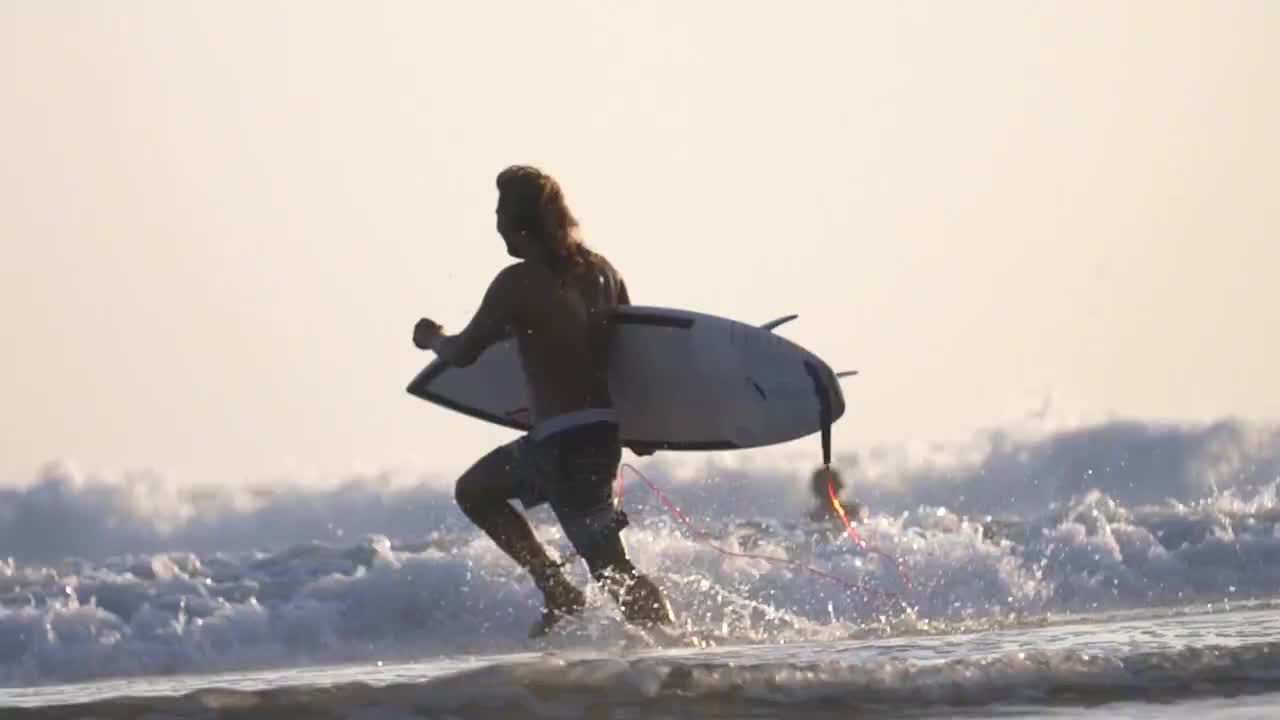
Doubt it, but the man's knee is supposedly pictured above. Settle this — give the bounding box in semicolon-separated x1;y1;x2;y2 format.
454;470;496;520
454;445;521;519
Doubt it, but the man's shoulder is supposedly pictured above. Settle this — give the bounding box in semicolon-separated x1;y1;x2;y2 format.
491;261;555;300
492;260;542;286
578;251;627;305
494;260;529;279
588;248;618;270
586;251;623;282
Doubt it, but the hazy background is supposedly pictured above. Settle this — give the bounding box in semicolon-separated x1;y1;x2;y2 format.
2;1;1277;490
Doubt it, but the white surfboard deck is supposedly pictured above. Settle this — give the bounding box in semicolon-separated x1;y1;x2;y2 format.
406;305;848;451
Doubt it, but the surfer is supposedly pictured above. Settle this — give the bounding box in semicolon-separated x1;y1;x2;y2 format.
412;165;675;636
809;465;865;526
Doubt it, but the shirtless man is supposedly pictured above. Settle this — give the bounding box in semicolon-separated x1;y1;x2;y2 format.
412;165;675;636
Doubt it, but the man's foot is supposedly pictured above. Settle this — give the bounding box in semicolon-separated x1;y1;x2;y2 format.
597;569;675;629
528;572;586;639
618;573;676;628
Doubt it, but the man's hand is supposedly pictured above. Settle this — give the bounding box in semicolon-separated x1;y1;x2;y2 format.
413;318;444;351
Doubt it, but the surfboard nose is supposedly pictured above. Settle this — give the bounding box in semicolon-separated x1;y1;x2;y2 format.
802;355;846;429
820;359;847;424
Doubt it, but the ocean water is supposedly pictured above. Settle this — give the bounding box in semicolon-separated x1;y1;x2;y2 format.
2;416;1280;718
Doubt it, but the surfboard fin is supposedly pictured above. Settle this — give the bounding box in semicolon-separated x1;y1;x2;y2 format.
761;314;798;331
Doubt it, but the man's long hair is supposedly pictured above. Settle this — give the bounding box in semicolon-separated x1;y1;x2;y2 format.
497;165;601;276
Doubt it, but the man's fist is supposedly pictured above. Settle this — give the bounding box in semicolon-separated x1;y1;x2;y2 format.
413;318;443;350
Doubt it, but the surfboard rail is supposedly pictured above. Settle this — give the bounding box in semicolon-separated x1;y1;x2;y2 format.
407;304;848;451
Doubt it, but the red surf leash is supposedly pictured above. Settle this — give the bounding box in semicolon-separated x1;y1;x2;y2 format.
555;370;913;611
617;462;912;609
822;465;914;593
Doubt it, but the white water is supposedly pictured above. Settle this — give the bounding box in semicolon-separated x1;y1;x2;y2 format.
2;416;1279;691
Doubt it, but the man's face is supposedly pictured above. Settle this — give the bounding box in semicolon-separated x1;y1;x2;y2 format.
495;195;525;258
491;193;527;257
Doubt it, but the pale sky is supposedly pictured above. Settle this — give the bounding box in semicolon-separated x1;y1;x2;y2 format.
2;1;1277;489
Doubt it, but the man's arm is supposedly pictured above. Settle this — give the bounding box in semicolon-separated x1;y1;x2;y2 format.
611;273;658;457
433;265;523;367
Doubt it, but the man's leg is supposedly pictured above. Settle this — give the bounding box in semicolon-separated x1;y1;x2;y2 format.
581;532;675;628
547;424;675;628
454;442;585;628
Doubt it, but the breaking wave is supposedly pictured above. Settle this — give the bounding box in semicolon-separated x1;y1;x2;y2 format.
2;416;1279;686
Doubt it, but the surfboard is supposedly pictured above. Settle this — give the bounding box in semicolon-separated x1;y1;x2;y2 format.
405;305;850;452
